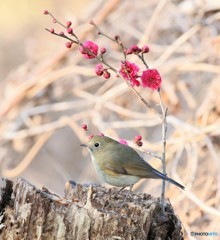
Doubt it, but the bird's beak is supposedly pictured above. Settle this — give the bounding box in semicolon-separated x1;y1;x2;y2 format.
80;143;87;147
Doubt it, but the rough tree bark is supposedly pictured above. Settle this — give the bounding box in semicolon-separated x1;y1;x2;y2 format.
0;178;184;240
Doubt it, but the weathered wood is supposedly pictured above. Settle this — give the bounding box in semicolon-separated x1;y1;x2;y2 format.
0;178;184;239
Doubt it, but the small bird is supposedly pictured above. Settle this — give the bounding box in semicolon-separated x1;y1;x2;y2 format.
81;135;184;204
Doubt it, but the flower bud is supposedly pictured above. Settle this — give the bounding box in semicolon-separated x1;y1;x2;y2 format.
65;42;72;48
66;21;72;28
134;135;142;141
81;124;88;131
103;70;111;79
142;45;150;53
100;47;106;54
67;28;73;34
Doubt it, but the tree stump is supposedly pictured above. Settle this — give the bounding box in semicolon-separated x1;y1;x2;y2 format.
0;178;184;239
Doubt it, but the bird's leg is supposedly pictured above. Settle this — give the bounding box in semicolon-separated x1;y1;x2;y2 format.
118;184;133;209
117;186;126;194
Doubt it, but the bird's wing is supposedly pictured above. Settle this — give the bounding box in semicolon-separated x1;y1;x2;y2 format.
103;143;160;178
102;141;185;189
123;159;160;178
104;160;127;175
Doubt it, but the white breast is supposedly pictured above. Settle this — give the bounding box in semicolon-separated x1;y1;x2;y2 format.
90;154;107;183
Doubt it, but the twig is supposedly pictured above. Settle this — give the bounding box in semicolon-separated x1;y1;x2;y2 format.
158;89;168;215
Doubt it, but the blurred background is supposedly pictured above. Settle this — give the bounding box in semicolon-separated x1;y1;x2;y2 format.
0;0;220;238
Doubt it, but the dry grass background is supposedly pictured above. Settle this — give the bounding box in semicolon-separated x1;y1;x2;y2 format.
1;0;220;239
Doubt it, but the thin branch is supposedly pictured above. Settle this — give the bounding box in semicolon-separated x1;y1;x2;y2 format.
158;89;168;215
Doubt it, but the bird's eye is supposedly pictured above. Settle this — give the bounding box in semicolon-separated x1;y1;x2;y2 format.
94;142;100;148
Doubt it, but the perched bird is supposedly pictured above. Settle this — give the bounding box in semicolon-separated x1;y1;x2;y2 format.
81;135;184;205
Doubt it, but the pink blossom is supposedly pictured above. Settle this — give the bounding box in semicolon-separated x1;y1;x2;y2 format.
95;64;104;76
119;61;140;87
79;40;98;59
141;69;162;90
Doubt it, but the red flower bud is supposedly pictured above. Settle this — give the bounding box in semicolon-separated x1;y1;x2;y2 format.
134;135;143;147
65;42;72;48
66;21;72;28
134;135;142;141
67;28;73;34
103;70;111;79
136;141;143;147
115;35;119;41
131;45;140;53
81;123;88;131
50;28;55;33
100;47;106;54
44;10;49;15
142;45;150;53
